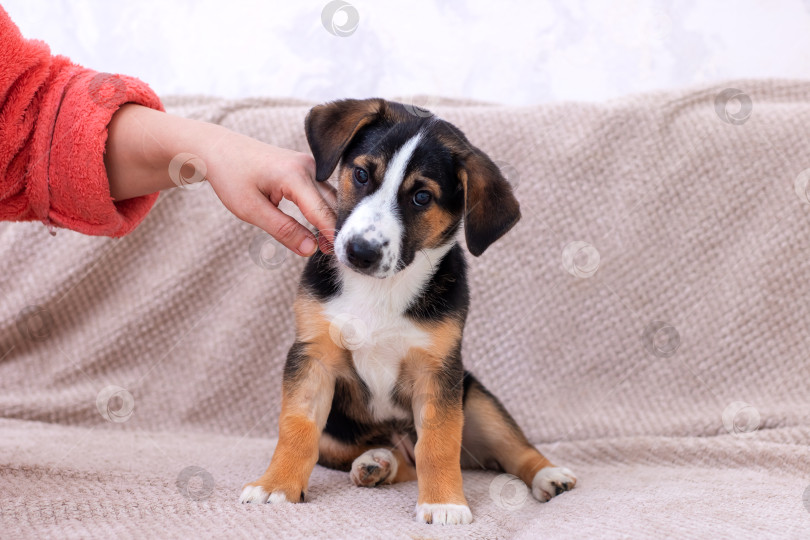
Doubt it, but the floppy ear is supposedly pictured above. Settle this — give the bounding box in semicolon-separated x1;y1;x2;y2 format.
458;149;521;257
304;98;385;182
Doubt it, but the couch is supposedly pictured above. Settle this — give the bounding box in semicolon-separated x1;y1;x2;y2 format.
1;80;809;538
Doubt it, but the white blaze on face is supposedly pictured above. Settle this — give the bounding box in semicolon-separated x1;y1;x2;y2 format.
335;132;423;278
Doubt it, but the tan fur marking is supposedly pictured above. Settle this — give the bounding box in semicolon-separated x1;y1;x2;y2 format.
401;172;441;195
406;318;462;369
400;173;454;249
336;154;386;216
318;433;363;469
458;168;487;222
287;296;350;395
390;449;418;483
420;205;455;247
353;154;384;175
413;390;466;506
515;449;554;487
338;167;357;214
293;296;348;367
406;328;467;507
460;380;556;486
318;434;417;482
294;295;331;342
246;414;320;502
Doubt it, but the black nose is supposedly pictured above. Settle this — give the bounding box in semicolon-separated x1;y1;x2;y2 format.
346;238;381;269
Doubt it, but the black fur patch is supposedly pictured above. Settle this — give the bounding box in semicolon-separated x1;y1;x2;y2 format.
404;244;469;323
282;341;308;383
321;376;373;444
301;250;342;300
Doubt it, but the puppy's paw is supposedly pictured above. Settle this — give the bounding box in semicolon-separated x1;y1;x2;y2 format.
415;503;473;525
239;481;304;504
350;448;397;487
531;466;577;502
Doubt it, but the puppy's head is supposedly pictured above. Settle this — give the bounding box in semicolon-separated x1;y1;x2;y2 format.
305;98;520;278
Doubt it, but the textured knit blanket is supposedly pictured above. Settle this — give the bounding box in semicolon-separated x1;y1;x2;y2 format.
1;80;809;539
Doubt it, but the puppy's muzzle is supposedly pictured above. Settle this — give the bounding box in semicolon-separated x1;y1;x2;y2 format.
345;237;382;271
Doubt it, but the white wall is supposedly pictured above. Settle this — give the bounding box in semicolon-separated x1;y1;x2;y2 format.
5;0;810;105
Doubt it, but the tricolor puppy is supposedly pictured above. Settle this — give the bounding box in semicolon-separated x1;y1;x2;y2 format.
240;98;576;524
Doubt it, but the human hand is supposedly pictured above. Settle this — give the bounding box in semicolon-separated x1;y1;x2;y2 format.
202;131;336;256
105;104;336;256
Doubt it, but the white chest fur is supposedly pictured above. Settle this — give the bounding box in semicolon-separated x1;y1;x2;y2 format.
323;246;451;421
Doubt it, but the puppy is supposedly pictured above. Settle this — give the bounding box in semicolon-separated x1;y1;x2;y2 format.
240;98;576;524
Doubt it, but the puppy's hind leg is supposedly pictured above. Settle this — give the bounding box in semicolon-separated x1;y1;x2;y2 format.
460;373;577;502
318;432;417;487
350;447;417;487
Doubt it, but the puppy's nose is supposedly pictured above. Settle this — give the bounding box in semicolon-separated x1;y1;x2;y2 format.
346;238;382;269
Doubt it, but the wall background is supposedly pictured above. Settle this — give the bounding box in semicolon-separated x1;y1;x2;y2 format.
5;0;810;105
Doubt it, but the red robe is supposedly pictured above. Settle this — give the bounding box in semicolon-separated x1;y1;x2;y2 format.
0;6;162;237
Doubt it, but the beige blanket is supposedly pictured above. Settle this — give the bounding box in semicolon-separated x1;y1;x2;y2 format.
1;81;809;539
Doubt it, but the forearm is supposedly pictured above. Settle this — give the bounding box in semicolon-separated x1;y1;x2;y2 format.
105;104;227;200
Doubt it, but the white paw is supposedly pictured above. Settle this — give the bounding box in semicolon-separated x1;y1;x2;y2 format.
268;492;290;504
415;503;473;525
350;448;397;487
239;485;289;504
531;466;577;502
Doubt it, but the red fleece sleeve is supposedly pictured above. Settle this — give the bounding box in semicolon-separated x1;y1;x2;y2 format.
0;7;163;237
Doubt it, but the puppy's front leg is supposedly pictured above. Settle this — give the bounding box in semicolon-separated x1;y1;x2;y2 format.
240;341;337;504
412;371;471;525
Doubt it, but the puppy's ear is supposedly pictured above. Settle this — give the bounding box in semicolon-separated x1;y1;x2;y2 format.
305;98;385;182
458;149;521;257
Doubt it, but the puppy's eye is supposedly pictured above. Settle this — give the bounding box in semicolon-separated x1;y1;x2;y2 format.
413;190;432;207
353;167;369;185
